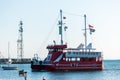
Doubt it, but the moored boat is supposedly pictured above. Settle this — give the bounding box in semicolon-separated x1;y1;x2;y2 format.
2;66;18;70
2;42;19;70
31;10;103;71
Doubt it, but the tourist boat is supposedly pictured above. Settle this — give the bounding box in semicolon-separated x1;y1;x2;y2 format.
31;10;103;71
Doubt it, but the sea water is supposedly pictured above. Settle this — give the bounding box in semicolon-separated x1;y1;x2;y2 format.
0;60;120;80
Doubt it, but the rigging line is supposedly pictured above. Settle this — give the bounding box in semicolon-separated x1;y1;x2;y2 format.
39;14;60;49
63;11;83;17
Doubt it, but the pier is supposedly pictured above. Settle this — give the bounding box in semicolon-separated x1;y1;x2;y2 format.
0;58;31;64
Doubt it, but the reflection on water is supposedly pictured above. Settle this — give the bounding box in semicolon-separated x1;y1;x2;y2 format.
0;60;120;80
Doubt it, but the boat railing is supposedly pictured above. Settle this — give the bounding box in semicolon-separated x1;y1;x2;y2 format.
66;51;102;58
66;48;101;52
32;54;42;65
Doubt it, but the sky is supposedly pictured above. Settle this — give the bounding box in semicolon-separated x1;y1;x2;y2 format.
0;0;120;60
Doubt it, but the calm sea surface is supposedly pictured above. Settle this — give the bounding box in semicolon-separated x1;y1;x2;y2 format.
0;60;120;80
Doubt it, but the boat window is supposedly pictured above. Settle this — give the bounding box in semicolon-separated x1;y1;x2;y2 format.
66;58;68;61
69;58;71;61
94;52;96;55
63;58;65;61
71;58;76;61
48;49;54;52
58;49;63;52
95;52;97;55
74;52;76;54
99;57;102;61
68;52;71;54
77;58;80;61
96;57;98;62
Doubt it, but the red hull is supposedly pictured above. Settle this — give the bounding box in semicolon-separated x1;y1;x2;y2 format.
31;62;103;71
31;66;103;71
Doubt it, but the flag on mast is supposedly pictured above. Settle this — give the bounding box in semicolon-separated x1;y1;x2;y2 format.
59;26;62;35
63;16;66;19
88;24;95;34
88;24;94;29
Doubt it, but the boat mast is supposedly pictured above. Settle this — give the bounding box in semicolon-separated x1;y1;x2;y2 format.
59;10;63;45
8;42;10;61
8;42;11;66
84;14;87;49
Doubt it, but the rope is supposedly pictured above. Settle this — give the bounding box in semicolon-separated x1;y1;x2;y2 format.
63;11;83;17
39;14;60;50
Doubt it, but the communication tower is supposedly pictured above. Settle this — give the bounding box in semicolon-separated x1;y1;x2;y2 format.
17;21;24;62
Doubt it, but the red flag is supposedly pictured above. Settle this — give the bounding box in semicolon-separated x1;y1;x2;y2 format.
88;24;93;29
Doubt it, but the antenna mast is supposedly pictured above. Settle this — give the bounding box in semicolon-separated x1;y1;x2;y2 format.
59;10;63;45
17;21;24;62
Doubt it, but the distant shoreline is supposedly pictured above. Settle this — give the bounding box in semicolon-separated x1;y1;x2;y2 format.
0;58;31;64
